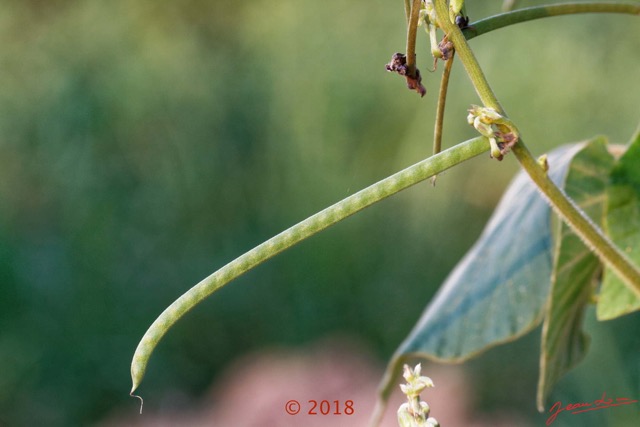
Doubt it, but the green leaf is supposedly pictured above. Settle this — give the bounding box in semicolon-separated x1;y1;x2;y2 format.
597;134;640;320
373;144;586;411
395;144;584;363
537;137;614;411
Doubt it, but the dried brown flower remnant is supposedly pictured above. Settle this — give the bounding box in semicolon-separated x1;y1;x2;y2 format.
496;128;518;147
385;52;427;97
438;38;454;61
385;52;408;75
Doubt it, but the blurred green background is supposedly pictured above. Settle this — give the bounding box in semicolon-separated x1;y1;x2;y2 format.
0;0;638;425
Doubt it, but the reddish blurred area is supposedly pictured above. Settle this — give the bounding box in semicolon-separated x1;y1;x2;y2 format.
99;336;528;427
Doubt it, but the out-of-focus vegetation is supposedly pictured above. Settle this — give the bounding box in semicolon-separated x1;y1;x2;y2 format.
0;1;638;425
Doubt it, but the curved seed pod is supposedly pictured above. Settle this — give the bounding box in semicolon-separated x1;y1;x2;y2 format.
130;136;489;397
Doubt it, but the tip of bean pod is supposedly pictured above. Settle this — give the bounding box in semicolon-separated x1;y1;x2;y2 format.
130;392;144;414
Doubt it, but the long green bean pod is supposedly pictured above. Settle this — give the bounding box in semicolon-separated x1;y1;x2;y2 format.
130;136;489;398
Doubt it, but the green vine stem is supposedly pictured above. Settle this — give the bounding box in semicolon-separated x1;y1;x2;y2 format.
406;0;424;76
465;2;640;41
432;53;455;169
430;53;455;185
433;0;640;297
130;136;489;397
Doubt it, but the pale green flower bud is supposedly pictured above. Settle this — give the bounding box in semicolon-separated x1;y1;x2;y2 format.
424;1;437;24
537;154;549;173
398;364;439;427
427;416;440;427
418;9;428;27
402;364;435;397
397;403;420;427
420;2;442;59
403;363;420;381
450;0;465;15
449;0;465;23
467;105;519;160
489;137;503;160
474;119;495;139
467;111;476;126
429;26;442;59
419;401;431;417
478;107;503;124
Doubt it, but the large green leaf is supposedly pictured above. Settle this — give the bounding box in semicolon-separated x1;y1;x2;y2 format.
537;137;614;411
394;143;583;363
597;133;640;320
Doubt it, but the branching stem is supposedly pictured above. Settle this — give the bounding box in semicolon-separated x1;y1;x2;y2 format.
466;2;640;40
433;0;640;297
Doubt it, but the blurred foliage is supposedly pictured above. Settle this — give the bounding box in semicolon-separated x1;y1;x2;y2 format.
0;1;638;425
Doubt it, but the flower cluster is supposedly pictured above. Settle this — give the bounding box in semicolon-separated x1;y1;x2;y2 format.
467;105;520;160
419;0;468;60
397;364;440;427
